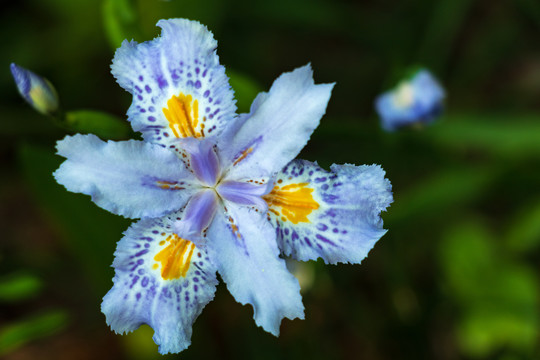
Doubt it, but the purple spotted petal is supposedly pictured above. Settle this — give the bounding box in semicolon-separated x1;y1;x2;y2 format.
267;159;393;264
217;180;270;211
111;19;236;146
101;217;218;354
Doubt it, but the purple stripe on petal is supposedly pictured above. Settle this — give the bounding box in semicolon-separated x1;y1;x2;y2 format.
173;189;218;244
179;138;221;186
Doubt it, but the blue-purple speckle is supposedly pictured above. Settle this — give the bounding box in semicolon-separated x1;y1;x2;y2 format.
135;249;149;257
157;76;168;89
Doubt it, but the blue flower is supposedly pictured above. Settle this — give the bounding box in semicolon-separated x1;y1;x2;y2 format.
375;69;445;131
10;63;59;115
53;19;393;354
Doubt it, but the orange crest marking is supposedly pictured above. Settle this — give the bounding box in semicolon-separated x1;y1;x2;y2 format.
153;234;196;280
233;147;253;166
162;93;205;138
156;180;185;190
264;183;320;224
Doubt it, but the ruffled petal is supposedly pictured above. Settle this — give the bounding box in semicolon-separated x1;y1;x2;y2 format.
111;19;236;145
54;134;199;219
101;217;218;354
207;204;304;335
264;159;393;264
219;64;334;180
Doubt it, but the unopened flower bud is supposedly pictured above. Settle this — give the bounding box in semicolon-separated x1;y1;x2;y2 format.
10;63;59;115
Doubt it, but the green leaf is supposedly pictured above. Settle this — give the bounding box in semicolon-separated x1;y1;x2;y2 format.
102;0;141;49
65;110;130;139
0;310;69;356
439;221;497;301
457;306;538;358
456;266;539;357
426;114;540;157
387;166;495;223
0;273;43;302
440;222;540;356
440;221;539;305
505;198;540;253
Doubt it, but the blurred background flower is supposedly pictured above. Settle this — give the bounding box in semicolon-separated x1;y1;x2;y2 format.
375;69;445;131
2;0;540;359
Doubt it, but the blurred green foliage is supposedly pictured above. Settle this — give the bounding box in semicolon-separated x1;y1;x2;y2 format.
64;110;131;139
0;273;42;302
0;310;69;356
102;0;141;50
2;0;540;359
440;222;539;357
506;198;540;253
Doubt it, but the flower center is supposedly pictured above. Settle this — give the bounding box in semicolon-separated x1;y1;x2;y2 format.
392;82;414;109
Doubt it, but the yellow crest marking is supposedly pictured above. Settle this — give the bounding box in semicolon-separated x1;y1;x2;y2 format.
263;183;320;224
153;234;196;280
162;93;205;138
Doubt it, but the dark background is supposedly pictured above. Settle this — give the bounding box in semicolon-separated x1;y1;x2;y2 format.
1;0;540;359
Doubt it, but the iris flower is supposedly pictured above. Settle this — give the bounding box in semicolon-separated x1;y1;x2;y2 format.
375;69;445;131
54;19;393;354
